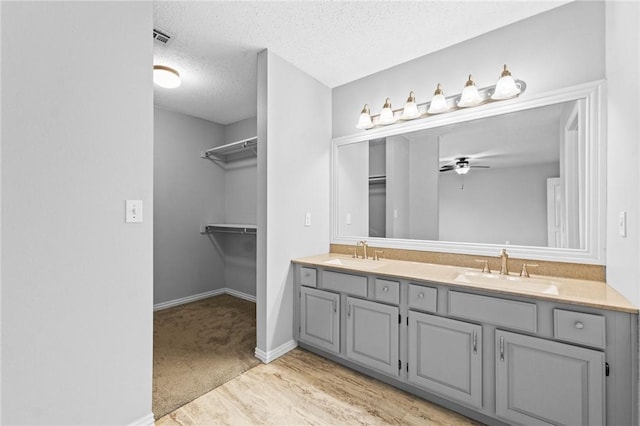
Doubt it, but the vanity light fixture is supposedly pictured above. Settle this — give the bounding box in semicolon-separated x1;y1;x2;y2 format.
457;75;483;108
401;91;421;120
355;64;526;130
378;98;397;125
356;104;374;129
427;84;449;114
491;64;520;100
153;65;181;89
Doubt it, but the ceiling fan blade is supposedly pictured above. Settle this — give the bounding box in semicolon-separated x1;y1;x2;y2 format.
470;165;490;169
439;165;455;172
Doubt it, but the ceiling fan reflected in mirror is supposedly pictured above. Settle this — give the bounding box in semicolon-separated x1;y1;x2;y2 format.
439;157;490;175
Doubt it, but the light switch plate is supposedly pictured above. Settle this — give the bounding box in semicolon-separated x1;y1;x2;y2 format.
126;200;143;223
305;212;311;227
618;211;627;237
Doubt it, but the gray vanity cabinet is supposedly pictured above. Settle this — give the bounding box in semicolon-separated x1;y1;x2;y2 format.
346;296;399;377
408;311;482;409
293;262;636;426
299;286;340;354
495;330;605;426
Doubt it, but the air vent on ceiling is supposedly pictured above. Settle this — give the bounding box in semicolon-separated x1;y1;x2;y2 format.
153;28;173;45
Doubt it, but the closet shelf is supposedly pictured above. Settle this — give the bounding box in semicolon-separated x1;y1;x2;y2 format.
369;174;386;184
201;136;257;162
201;223;257;235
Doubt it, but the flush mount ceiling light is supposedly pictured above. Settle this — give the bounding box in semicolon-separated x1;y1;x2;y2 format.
401;91;420;120
153;65;181;89
458;75;483;108
356;104;374;130
378;98;397;125
355;64;526;131
491;64;520;100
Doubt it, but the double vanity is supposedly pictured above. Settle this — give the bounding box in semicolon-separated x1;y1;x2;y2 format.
292;253;638;426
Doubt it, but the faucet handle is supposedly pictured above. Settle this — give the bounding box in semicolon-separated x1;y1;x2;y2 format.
475;259;491;273
519;263;539;278
374;250;384;261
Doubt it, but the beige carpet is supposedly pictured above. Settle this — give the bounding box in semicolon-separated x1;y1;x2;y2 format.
153;294;260;419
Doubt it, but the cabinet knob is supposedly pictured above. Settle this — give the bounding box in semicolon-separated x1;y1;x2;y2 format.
575;321;584;329
303;272;310;277
383;286;389;292
418;292;424;299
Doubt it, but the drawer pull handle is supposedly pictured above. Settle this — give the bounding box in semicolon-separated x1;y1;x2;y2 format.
418;292;424;299
383;286;389;292
472;330;478;354
575;321;584;329
499;336;505;362
303;272;310;277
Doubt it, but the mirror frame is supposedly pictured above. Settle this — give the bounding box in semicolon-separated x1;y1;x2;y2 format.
331;80;605;264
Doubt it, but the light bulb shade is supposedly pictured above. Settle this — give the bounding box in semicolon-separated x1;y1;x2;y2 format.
428;85;449;114
455;163;470;175
356;104;373;129
458;75;482;107
153;65;181;88
401;91;421;120
378;98;396;125
491;65;520;100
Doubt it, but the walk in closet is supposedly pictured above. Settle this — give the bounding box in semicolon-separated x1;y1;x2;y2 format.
200;134;258;300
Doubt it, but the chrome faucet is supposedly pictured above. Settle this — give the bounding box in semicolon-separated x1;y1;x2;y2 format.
358;240;368;259
499;249;509;275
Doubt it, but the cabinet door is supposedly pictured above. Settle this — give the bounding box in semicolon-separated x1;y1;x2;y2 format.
408;311;482;408
300;287;340;354
496;330;605;426
346;297;399;376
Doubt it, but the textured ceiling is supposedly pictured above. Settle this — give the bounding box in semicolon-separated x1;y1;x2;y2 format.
153;1;570;125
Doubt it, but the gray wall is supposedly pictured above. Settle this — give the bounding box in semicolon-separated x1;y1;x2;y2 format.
224;117;258;298
154;107;227;304
1;2;153;424
439;163;558;247
257;50;331;357
605;1;640;306
332;1;605;138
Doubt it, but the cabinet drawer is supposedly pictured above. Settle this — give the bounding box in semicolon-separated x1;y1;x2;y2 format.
408;284;438;313
323;270;367;297
374;279;399;305
554;309;606;349
449;291;537;333
300;267;317;287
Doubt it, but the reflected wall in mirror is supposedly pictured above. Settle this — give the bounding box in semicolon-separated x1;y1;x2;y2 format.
333;81;604;263
356;100;585;248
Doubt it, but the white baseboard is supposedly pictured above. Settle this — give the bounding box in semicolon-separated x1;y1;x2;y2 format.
225;288;257;303
154;288;256;311
255;339;298;364
128;413;154;426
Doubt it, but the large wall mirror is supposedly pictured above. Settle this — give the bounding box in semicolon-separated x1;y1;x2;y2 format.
331;81;605;264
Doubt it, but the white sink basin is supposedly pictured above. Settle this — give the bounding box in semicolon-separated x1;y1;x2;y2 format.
454;271;560;295
323;257;386;270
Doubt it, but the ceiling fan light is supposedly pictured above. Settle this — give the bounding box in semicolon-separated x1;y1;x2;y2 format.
378;98;396;125
427;84;449;114
356;104;374;129
401;91;420;120
153;65;181;88
455;162;470;175
491;64;520;100
458;75;483;108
